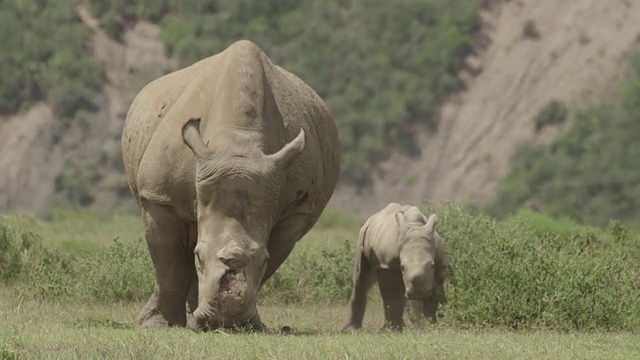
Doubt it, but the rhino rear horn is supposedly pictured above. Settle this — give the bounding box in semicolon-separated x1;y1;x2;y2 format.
424;214;438;233
266;128;306;170
182;118;211;159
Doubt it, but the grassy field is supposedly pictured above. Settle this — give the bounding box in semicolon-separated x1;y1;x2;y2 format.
2;292;639;359
1;206;639;359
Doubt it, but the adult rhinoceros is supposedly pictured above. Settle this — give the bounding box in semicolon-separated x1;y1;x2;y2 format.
121;40;340;331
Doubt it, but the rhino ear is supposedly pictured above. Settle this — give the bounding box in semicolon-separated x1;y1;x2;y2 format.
266;128;305;170
424;214;438;233
395;211;407;228
182;118;211;160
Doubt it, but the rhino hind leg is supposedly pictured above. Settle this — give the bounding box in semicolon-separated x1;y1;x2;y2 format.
138;203;194;327
377;269;406;331
342;253;376;332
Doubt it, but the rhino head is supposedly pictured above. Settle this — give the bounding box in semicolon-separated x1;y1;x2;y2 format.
395;208;440;300
182;118;305;331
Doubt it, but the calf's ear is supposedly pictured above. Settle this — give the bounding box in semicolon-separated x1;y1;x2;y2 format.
424;214;437;233
395;210;407;228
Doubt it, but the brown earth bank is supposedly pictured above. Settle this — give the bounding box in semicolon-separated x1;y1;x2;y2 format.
2;0;640;217
332;0;640;216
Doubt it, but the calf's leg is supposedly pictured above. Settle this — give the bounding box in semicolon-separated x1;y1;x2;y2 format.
377;269;406;331
342;253;376;331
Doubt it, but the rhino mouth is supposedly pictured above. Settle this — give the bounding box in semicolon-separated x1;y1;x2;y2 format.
191;269;262;332
192;311;264;333
219;270;247;302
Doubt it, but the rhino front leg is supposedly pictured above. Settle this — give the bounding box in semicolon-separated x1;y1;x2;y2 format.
186;271;199;329
377;269;406;331
342;252;376;331
138;203;194;327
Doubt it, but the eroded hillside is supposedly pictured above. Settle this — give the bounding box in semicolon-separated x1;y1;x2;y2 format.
331;0;640;215
1;0;640;217
0;4;175;214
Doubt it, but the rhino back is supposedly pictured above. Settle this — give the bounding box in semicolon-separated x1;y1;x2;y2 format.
123;40;340;222
121;55;213;210
362;203;406;269
260;51;340;219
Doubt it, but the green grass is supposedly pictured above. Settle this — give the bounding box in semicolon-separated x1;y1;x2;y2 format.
1;291;639;359
0;209;144;254
1;205;640;358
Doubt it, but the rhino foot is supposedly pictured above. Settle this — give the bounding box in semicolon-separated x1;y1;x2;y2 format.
341;324;362;333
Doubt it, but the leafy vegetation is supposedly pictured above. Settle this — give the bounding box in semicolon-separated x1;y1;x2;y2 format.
90;0;481;184
0;0;103;118
2;204;639;331
534;100;568;132
488;53;640;226
0;341;17;360
433;203;640;331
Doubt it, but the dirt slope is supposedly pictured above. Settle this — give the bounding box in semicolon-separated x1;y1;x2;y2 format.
330;0;640;215
2;0;640;217
0;5;175;215
0;104;60;213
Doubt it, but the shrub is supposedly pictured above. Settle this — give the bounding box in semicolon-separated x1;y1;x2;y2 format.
80;238;154;302
0;226;77;299
522;20;540;39
0;340;17;360
534;100;568;132
260;240;355;304
489;53;640;226
0;226;23;281
0;0;103;117
5;204;639;331
1;220;151;302
429;203;640;331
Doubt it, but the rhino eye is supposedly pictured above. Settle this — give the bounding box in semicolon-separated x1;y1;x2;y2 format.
400;264;406;273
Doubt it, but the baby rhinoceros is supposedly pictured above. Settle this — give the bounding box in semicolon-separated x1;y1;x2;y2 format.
343;203;446;332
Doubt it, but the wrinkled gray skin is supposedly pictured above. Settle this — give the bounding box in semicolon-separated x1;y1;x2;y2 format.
121;40;340;331
342;203;446;332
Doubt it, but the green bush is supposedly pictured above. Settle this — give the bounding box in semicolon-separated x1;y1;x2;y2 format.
431;203;640;331
260;240;355;304
522;20;540;39
0;340;17;360
80;238;154;302
0;225;76;299
0;226;23;281
0;0;103;118
534;100;568;132
6;204;639;331
0;221;151;302
489;53;640;226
